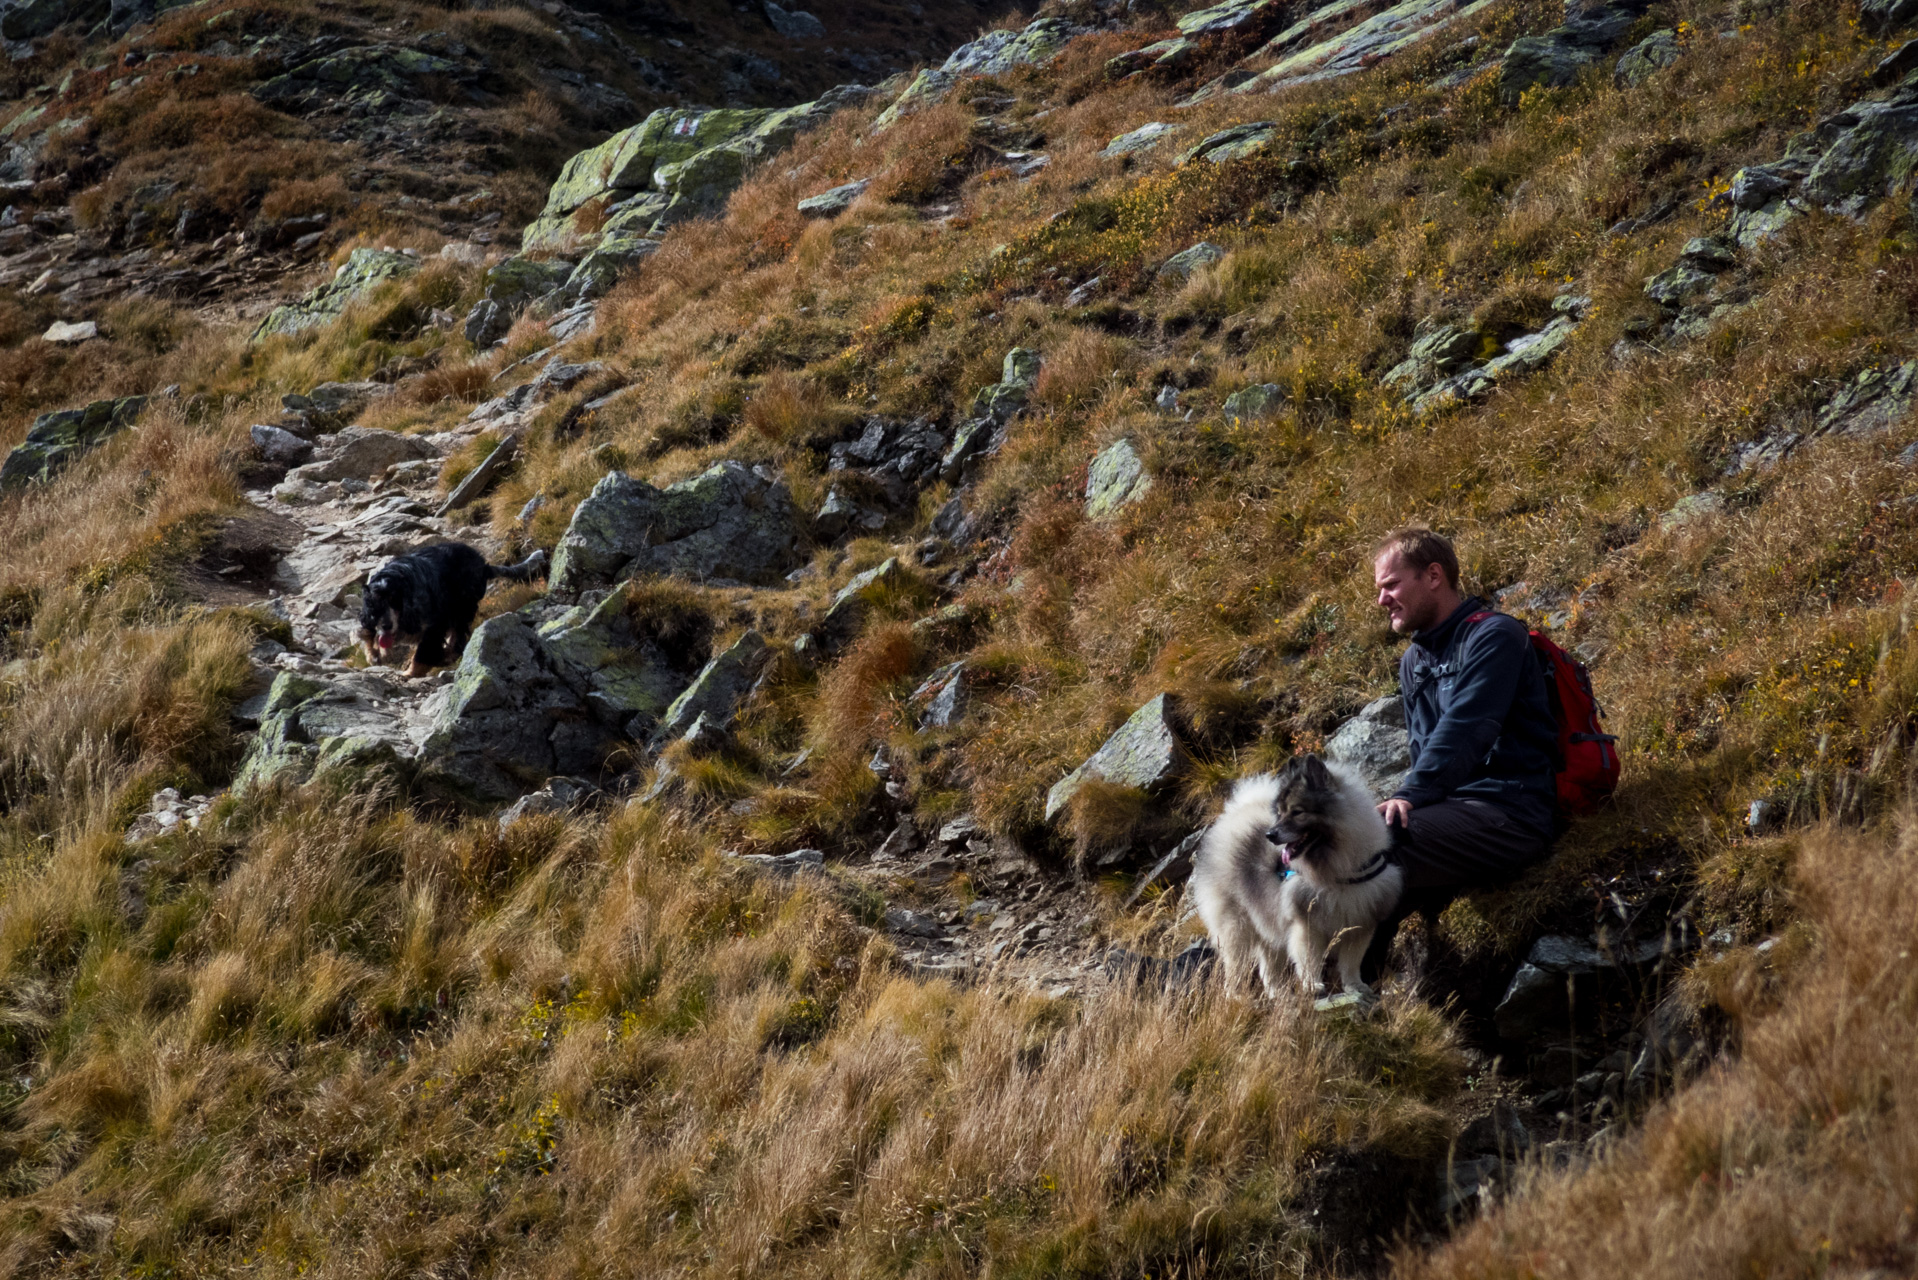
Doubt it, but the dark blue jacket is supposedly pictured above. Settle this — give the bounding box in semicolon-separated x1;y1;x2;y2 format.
1394;597;1558;833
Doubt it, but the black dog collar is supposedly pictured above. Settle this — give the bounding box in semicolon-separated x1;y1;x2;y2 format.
1342;853;1390;885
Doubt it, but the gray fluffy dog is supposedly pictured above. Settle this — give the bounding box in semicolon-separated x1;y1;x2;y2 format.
1190;754;1402;997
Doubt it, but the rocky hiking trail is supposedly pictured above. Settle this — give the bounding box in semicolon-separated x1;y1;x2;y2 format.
86;0;1871;1239
123;336;1726;1232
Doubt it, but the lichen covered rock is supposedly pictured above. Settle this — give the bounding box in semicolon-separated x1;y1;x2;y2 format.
1045;694;1188;823
253;248;419;340
1085;438;1151;520
657;629;767;741
0;394;147;488
549;462;801;592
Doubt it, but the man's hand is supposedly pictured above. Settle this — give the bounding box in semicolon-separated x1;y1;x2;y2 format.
1378;798;1413;828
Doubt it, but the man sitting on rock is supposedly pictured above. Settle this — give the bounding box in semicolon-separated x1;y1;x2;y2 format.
1363;527;1559;978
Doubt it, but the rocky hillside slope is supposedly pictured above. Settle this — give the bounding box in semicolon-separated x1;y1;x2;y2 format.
2;0;1918;1275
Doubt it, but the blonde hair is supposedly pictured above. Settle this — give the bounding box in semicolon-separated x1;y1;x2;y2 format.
1374;526;1459;588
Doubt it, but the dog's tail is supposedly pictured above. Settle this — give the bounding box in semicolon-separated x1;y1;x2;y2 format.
488;550;548;582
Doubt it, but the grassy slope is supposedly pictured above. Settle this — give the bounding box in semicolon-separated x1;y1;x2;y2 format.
1;0;1916;1274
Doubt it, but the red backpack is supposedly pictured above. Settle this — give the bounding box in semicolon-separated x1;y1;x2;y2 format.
1467;613;1619;816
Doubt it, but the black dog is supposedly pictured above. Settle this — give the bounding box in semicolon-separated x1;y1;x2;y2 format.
357;543;547;676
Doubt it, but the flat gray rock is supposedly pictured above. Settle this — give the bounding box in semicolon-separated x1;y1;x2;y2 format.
1159;241;1224;280
1101;122;1174;158
797;179;869;217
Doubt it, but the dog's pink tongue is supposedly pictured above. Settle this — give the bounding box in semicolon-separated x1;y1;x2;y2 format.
377;635;394;652
1278;843;1295;868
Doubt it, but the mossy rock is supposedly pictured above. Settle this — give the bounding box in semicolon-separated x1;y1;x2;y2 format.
252;248;419;340
0;395;148;489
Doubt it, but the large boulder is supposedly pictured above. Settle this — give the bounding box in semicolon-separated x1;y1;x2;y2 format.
548;461;801;592
538;583;707;738
253;44;459;107
1324;696;1412;798
1045;693;1188;823
253;248;419;340
414;614;615;804
0;395;146;488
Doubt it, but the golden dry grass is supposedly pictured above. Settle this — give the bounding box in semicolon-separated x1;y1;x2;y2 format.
0;0;1914;1274
1401;817;1918;1280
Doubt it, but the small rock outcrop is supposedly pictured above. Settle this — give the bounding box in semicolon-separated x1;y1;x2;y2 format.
1498;1;1650;102
1721;68;1918;248
1179;122;1279;165
236;668;428;793
253;248;420;340
940;348;1040;482
1186;0;1498;102
1044;693;1188;823
657;629;768;743
808;557;904;656
1085;438;1151;520
0;394;147;488
1614;28;1680;88
873;18;1078;130
1391;297;1588;414
548;462;801;593
526;89;872;254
